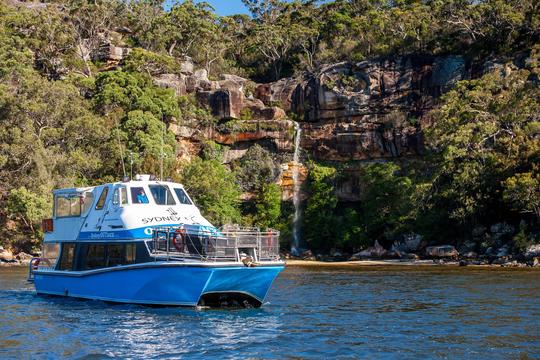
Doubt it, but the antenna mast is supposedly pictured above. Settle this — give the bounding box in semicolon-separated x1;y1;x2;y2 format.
160;120;165;181
129;151;134;179
116;126;126;178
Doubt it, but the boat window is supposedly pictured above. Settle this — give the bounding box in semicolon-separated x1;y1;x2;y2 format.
58;243;75;271
107;244;124;267
78;243;138;270
121;187;128;205
149;185;176;205
113;187;128;206
130;187;149;204
112;189;119;205
95;187;109;210
81;192;94;215
126;244;136;263
55;195;81;218
174;188;192;205
42;243;60;267
84;244;106;270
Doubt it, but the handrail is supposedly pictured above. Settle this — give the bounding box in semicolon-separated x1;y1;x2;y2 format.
151;226;280;262
27;257;45;282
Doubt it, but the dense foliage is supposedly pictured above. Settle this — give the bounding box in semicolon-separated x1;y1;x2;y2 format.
0;0;538;254
301;62;540;253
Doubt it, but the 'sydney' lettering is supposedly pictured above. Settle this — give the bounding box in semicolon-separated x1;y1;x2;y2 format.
141;215;196;224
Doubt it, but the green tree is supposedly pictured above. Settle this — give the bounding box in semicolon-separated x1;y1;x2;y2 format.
178;157;241;225
421;67;540;239
118;110;177;176
503;172;540;219
358;162;413;245
253;183;282;229
302;163;338;251
0;4;44;77
65;0;125;76
243;0;308;79
235;144;277;192
93;70;179;120
0;69;111;191
6;187;50;235
123;48;176;75
158;0;218;58
127;0;165;51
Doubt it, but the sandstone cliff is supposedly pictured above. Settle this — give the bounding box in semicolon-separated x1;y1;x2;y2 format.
148;54;489;201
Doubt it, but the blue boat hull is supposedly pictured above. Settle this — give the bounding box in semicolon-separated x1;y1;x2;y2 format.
34;263;284;307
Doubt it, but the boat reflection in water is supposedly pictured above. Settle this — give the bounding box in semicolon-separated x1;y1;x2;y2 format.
28;174;284;308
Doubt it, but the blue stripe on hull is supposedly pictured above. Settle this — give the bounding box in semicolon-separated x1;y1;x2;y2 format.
34;264;284;306
77;224;220;240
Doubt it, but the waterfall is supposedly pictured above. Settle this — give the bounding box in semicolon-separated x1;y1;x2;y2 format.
292;122;302;255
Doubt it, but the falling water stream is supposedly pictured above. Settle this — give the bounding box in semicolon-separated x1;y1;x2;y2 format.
291;122;302;254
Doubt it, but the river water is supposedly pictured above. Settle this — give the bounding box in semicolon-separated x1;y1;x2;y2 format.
1;265;539;359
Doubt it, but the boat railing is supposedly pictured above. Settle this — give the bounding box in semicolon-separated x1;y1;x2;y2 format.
27;257;56;282
151;226;281;262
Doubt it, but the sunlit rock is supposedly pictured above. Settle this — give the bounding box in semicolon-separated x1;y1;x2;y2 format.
424;245;459;259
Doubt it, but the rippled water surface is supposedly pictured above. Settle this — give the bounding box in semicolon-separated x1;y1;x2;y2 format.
1;265;539;359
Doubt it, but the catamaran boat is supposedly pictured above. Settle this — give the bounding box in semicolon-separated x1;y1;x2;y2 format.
27;175;284;308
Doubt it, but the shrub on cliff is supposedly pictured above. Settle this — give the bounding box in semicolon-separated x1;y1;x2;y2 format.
93;70;180;120
235;144;278;192
123;48;177;75
301;162;414;252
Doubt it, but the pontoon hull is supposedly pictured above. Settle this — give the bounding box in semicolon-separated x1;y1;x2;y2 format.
34;263;284;307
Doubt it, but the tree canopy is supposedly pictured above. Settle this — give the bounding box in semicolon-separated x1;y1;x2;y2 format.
0;0;539;254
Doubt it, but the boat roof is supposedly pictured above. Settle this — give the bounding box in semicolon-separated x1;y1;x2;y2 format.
52;175;187;195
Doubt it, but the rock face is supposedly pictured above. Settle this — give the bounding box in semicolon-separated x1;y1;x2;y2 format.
353;240;387;258
525;244;540;259
424;245;459;259
0;248;36;266
0;247;14;262
162;55;471;164
93;42;131;63
16;252;33;266
208;89;244;119
391;234;422;253
254;55;468;162
489;223;515;246
154;74;187;96
294;56;465;122
496;245;510;258
159;54;478;201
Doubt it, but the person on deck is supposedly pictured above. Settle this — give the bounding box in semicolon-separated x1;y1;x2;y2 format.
137;189;149;204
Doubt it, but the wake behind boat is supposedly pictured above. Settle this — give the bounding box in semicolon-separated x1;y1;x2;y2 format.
28;174;284;307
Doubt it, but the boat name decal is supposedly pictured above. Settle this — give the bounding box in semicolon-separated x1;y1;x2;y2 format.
141;215;196;224
88;232;118;239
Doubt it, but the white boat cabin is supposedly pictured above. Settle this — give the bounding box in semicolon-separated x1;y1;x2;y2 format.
43;174;214;244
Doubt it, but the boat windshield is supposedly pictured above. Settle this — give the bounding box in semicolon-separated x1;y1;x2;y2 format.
173;188;192;205
149;185;175;205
